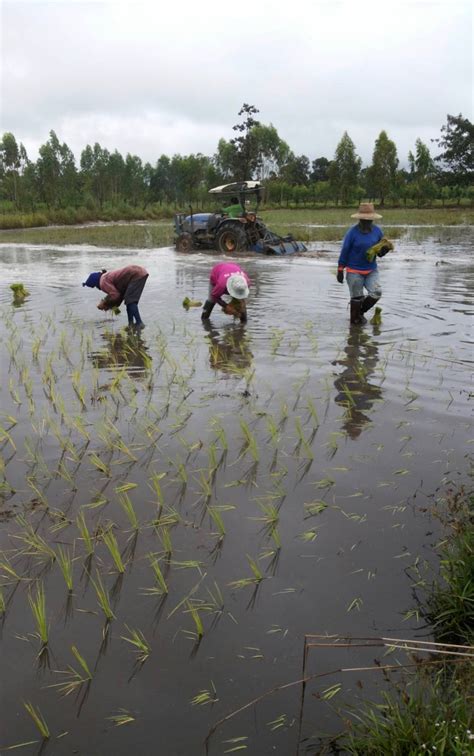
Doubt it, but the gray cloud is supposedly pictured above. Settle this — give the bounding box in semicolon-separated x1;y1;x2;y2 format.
1;0;472;166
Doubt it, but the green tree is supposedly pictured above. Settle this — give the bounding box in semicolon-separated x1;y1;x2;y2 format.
367;130;399;206
310;157;330;182
433;113;474;185
408;138;437;206
280;153;310;185
37;130;79;208
329;132;361;205
80;143;111;208
252;124;290;180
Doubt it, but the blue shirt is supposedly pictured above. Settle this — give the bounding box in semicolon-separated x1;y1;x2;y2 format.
338;224;383;273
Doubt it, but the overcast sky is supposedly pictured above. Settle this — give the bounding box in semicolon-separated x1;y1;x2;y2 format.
1;0;472;169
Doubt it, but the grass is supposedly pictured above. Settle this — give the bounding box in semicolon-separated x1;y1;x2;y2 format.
0;207;471;248
340;665;473;755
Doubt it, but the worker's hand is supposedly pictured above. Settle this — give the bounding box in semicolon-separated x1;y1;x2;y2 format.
97;300;109;311
378;245;391;257
336;270;344;284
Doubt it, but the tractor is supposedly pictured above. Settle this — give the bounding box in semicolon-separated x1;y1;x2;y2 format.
174;181;307;255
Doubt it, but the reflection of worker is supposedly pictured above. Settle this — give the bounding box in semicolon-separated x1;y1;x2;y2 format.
223;197;242;218
90;330;151;380
82;265;148;328
201;262;250;323
336;203;391;324
202;321;253;375
333;329;382;439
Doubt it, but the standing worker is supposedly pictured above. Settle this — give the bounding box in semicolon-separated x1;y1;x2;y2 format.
201;262;250;323
82;264;149;328
336;203;392;324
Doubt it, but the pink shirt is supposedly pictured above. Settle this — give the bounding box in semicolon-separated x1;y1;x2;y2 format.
100;265;148;302
209;263;250;301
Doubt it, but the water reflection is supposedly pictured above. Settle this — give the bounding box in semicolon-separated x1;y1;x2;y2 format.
333;328;382;439
90;330;151;379
202;321;253;376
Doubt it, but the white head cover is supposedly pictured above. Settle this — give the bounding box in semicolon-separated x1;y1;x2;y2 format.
227;273;249;300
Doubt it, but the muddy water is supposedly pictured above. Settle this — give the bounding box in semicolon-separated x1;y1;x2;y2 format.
0;227;472;755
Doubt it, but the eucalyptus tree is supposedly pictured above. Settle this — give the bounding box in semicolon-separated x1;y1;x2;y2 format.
408;138;437;206
37;130;79;208
367;130;399;205
329;132;362;205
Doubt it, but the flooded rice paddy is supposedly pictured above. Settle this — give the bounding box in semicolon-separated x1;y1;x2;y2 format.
0;226;472;754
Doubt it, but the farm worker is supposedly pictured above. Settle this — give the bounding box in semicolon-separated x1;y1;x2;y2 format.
223;197;243;218
336;203;392;325
201;262;250;323
82;265;148;328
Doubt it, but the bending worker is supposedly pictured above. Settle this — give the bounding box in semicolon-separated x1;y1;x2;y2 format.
82;264;149;328
201;262;250;323
337;203;392;325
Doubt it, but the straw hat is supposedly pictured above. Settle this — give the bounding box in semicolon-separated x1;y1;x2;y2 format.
227;273;249;300
351;203;382;220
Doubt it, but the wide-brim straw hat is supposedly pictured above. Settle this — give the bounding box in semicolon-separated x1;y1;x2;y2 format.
227;273;249;300
351;202;382;220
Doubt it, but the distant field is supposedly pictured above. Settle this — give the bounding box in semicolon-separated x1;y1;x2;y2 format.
0;207;472;248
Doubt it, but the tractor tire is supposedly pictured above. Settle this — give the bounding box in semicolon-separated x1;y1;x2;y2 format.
215;225;247;254
176;233;194;253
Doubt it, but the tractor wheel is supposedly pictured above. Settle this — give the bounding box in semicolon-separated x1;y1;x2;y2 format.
215;226;247;254
176;233;194;253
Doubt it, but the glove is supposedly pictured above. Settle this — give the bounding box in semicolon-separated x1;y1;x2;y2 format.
336;270;344;284
378;246;390;257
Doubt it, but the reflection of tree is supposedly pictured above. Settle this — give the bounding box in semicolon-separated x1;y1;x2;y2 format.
202;321;253;376
333;328;382;439
90;330;151;379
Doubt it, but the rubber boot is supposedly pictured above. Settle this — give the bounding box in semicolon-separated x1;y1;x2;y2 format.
126;302;144;328
201;300;215;320
350;298;367;325
361;295;379;314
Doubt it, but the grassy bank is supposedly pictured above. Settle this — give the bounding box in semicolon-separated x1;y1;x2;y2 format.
0;207;472;248
337;484;474;755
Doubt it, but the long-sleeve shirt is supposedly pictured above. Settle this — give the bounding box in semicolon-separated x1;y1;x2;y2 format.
209;263;250;302
338;224;383;274
100;265;148;303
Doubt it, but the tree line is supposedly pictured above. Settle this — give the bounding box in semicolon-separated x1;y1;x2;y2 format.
0;106;472;217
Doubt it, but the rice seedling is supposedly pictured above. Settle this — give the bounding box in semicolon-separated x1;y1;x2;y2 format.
14;517;56;562
304;501;328;518
23;702;50;739
76;510;94;556
266;713;289;731
28;582;48;645
107;709;135;726
56;545;74;591
0;586;5;614
143;553;168;595
207;506;227;538
186;600;204;638
89;452;111;477
229;555;264;589
294;417;314;459
91;571;115;621
149;470;166;507
191;681;218;706
158;527;173;559
238;419;259;461
121;625;150;662
119;493;139;531
102;527;126;573
49;645;93;696
347;596;363;612
300;529;319;543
